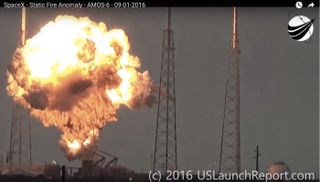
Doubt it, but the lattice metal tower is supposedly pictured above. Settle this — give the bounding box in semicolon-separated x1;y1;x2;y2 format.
218;7;241;173
153;8;177;173
8;7;32;167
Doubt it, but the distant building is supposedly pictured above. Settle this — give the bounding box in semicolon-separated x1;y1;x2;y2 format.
266;161;291;181
266;161;291;174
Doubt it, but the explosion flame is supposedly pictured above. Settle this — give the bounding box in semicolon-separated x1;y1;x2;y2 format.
7;15;155;159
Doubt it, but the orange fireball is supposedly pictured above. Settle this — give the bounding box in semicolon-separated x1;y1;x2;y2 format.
7;15;155;159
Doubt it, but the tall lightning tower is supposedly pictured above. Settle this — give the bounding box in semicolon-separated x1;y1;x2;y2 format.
218;7;241;173
153;8;177;173
8;7;32;167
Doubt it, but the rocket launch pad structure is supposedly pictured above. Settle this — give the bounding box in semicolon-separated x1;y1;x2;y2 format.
8;7;32;167
219;7;241;173
153;8;178;173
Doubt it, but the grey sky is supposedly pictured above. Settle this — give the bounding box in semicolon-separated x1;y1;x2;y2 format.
0;7;318;175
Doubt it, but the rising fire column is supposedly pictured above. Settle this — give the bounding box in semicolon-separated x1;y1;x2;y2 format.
8;7;32;167
219;7;241;173
153;8;177;173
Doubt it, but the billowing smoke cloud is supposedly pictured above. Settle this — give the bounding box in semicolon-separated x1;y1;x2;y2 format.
7;15;156;160
128;72;157;109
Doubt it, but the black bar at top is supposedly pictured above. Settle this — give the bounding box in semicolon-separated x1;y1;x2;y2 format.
147;0;319;7
0;0;319;7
